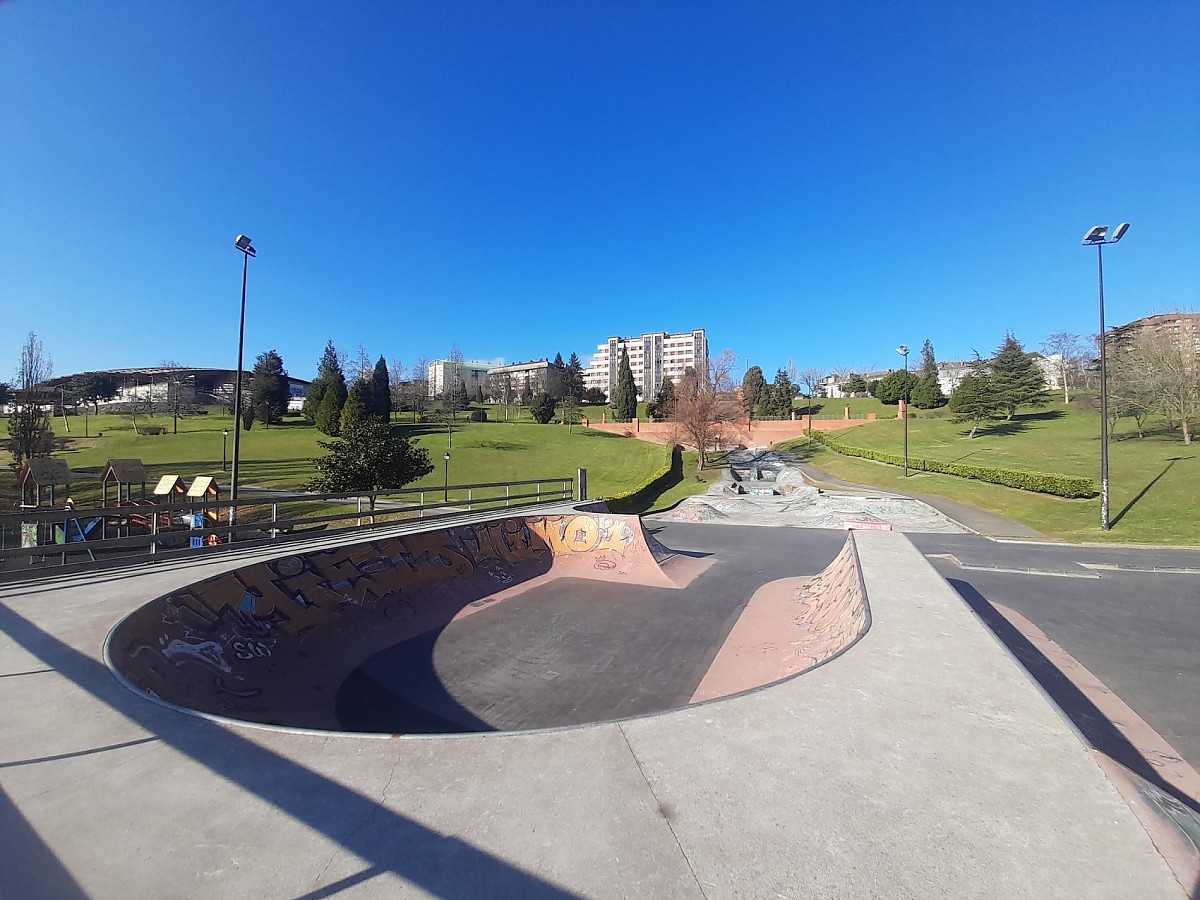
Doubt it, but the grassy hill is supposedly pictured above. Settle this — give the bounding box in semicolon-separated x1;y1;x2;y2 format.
778;400;1199;544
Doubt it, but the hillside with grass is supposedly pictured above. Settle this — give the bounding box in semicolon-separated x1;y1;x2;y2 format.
778;399;1199;544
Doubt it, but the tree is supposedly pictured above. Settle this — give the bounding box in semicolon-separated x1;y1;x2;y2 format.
1105;351;1151;439
520;382;534;407
613;348;637;420
763;369;796;418
74;373;118;414
371;356;391;420
842;372;868;395
909;339;948;409
1124;330;1200;444
6;331;54;468
249;350;290;428
445;379;470;419
646;377;676;420
741;366;767;415
303;341;343;424
1040;332;1088;404
529;391;557;424
991;333;1049;420
873;370;908;405
315;370;347;436
0;382;12;407
306;418;433;507
583;387;607;405
798;367;827;414
565;352;585;401
409;356;430;419
949;361;1004;438
674;349;739;470
388;358;408;414
340;381;370;433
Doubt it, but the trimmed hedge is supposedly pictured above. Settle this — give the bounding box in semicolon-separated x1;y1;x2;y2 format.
605;443;681;512
805;431;1095;499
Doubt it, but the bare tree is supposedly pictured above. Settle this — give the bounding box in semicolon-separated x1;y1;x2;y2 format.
672;349;739;470
388;358;407;418
798;367;828;415
409;356;430;419
1125;331;1200;444
6;331;54;467
1041;332;1088;403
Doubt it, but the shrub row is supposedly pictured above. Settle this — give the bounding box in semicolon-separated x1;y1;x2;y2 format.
605;444;681;512
805;431;1095;499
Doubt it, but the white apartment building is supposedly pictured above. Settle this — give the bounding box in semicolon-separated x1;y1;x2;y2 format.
583;329;708;400
427;359;493;397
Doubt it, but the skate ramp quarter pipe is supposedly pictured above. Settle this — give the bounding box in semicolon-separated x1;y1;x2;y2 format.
107;513;870;734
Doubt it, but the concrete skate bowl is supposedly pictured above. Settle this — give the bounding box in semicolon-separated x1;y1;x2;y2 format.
106;511;871;735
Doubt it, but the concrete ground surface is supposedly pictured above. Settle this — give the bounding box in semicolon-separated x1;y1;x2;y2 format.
0;520;1190;898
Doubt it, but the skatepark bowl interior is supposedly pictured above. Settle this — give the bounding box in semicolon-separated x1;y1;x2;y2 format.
105;509;871;735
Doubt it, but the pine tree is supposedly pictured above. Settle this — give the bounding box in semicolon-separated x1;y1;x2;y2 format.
842;372;868;395
991;333;1050;419
340;381;369;433
741;366;767;416
765;369;796;417
910;339;948;409
306;418;433;505
371;356;391;420
303;341;342;424
565;352;585;401
614;348;638;420
249;349;290;427
950;370;1005;438
530;391;557;424
315;369;347;436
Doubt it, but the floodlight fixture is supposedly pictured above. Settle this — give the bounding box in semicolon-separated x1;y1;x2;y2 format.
1110;222;1130;243
895;345;909;357
235;234;256;256
1082;226;1108;244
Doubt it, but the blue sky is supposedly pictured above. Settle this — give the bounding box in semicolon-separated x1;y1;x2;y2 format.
2;1;1197;383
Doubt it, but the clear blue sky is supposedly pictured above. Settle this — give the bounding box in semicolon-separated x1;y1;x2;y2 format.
3;1;1197;382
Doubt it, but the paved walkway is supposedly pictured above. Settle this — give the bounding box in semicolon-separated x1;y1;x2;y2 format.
0;525;1184;898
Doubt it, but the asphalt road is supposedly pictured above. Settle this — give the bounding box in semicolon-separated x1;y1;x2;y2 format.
909;532;1200;772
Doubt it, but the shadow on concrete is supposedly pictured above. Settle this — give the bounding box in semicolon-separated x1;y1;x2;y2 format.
950;578;1200;819
0;786;90;900
0;601;582;899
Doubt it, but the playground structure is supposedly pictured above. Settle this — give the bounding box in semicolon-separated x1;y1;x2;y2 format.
12;458;225;555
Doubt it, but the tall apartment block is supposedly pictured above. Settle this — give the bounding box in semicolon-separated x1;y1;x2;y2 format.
583;329;708;400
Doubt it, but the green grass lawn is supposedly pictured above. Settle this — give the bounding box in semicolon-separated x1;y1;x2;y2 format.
791;396;900;419
778;403;1200;544
0;409;666;504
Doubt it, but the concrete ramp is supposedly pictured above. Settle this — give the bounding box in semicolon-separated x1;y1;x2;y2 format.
106;510;693;732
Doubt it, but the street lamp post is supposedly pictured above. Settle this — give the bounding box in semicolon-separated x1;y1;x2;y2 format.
230;234;256;529
1082;223;1130;531
895;345;910;478
443;452;450;502
222;429;229;472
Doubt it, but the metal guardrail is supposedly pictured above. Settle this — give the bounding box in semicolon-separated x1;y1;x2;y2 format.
0;475;578;581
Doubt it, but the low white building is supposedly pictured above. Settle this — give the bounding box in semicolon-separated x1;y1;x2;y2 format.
427;360;493;398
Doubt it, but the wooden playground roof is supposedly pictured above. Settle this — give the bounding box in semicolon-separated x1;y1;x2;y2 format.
101;459;149;485
186;476;220;498
20;459;74;486
153;474;186;496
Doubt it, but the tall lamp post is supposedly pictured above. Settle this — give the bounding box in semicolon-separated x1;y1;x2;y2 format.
895;344;910;477
443;452;450;502
230;234;256;528
1082;223;1130;531
222;428;229;472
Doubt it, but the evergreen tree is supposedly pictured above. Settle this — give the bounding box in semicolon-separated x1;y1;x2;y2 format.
741;366;767;415
842;372;868;395
306;418;433;505
520;382;534;407
765;369;796;417
613;348;638;420
315;369;347;436
371;356;391;420
340;381;369;433
991;333;1050;419
910;339;948;409
530;391;557;424
647;377;677;420
249;349;290;427
874;370;909;405
949;370;1004;438
303;341;342;424
565;352;585;401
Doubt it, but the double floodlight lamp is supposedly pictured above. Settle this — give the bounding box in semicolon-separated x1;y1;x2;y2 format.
235;234;256;257
1082;223;1130;246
